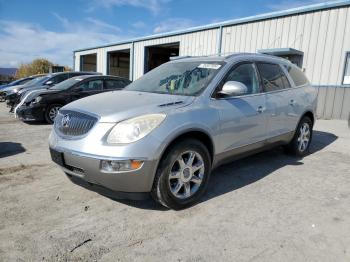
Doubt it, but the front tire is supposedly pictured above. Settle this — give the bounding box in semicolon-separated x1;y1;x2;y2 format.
45;104;62;124
151;139;211;210
285;116;313;157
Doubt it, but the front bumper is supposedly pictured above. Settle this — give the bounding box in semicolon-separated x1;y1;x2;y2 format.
5;93;19;107
49;146;159;195
48;119;168;197
0;92;5;101
16;104;45;121
66;172;150;200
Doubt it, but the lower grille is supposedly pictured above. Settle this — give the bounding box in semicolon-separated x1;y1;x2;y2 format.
54;110;98;139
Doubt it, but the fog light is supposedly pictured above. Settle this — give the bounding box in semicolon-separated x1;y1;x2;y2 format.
100;160;143;173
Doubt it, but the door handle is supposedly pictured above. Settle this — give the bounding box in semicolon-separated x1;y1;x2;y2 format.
257;106;265;113
289;99;296;106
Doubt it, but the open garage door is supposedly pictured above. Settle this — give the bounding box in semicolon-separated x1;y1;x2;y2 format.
145;43;179;73
107;49;130;79
80;53;97;72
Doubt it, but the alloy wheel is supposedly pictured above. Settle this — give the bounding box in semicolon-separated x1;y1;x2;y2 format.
297;122;310;152
49;106;60;122
168;150;205;199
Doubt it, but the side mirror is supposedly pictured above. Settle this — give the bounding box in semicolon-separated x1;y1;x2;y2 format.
218;81;248;97
45;80;54;86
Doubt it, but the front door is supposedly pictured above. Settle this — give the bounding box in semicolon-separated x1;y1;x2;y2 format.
70;79;103;102
212;62;268;155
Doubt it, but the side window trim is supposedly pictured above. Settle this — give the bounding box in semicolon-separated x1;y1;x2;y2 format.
280;64;295;88
213;61;262;98
278;64;292;89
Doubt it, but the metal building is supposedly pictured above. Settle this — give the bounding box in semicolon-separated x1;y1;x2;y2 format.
73;0;350;120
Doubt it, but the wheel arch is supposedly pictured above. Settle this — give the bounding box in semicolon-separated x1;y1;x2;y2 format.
300;110;315;126
157;129;215;167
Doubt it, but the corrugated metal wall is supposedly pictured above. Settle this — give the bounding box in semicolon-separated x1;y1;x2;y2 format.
74;5;350;120
316;86;350;119
220;6;350;86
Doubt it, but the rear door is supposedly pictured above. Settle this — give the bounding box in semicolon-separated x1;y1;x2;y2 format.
212;62;268;153
256;62;292;137
282;64;310;131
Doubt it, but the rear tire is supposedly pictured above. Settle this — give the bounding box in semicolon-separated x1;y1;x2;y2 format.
151;139;211;210
45;104;62;124
285;116;313;157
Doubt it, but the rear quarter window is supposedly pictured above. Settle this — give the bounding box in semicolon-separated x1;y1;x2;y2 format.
284;65;309;87
256;63;287;92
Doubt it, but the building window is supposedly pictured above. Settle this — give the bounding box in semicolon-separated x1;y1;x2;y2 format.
343;52;350;85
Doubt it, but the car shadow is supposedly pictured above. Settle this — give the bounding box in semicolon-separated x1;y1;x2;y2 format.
23;121;50;126
0;142;26;158
112;130;337;211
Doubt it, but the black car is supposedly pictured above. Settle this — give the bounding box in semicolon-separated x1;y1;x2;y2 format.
5;71;98;111
16;75;131;123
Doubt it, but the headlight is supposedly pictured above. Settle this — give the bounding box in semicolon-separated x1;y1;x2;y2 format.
31;96;42;104
13;88;18;93
107;114;166;144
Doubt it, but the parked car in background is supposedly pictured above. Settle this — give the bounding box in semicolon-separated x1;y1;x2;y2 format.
0;75;39;90
0;74;45;101
4;71;98;111
17;75;131;123
49;53;317;210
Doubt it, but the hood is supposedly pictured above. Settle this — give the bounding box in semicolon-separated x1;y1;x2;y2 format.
18;85;47;95
1;84;25;93
22;88;57;103
63;90;195;123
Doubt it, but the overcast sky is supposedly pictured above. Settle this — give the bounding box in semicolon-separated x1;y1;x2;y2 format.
0;0;329;68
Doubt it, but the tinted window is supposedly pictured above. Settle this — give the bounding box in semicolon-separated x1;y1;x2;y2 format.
51;74;69;84
17;78;33;85
257;63;286;92
77;80;103;91
284;65;309;87
50;77;84;90
105;79;124;89
223;63;260;94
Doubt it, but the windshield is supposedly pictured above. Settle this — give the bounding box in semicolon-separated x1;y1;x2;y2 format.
50;77;84;90
126;61;225;96
8;79;26;86
26;76;50;86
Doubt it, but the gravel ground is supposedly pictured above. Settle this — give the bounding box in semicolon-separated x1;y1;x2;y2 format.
0;103;349;262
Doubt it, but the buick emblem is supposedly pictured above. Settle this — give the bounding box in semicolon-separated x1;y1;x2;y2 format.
61;114;71;128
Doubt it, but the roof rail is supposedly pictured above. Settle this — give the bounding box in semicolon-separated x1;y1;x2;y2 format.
169;56;192;61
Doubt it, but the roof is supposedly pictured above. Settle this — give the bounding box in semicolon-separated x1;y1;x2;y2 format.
0;68;17;77
167;52;293;65
258;48;304;56
74;0;350;53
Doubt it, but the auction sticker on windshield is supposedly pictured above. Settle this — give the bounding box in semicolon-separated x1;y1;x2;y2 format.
198;64;221;70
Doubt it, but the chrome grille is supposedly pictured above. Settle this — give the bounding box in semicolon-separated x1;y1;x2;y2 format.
54;110;97;138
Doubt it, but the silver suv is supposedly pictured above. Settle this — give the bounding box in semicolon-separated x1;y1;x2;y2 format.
49;53;317;209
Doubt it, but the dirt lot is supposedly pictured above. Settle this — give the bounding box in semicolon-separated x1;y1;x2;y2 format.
0;103;349;262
